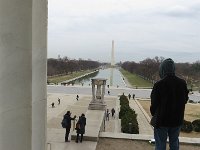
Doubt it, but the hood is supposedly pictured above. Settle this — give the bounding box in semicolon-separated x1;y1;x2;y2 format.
159;58;175;79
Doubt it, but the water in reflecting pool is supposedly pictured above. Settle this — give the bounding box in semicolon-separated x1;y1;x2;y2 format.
73;68;125;87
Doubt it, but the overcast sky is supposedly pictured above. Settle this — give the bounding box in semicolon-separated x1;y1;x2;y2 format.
48;0;200;63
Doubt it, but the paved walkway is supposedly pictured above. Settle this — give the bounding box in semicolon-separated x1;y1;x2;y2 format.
129;100;153;135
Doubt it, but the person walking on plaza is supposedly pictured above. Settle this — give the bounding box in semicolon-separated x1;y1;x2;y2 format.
75;113;86;143
128;93;131;100
106;109;110;121
108;90;110;95
63;111;76;142
150;58;188;150
132;94;135;99
111;108;115;118
76;95;79;101
51;102;55;108
58;98;60;105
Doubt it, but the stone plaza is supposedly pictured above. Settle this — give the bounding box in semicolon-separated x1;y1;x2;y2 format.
46;84;200;150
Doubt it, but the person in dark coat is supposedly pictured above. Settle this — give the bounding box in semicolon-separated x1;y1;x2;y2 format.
64;111;76;142
128;94;131;100
111;108;115;118
76;95;79;101
132;94;135;99
75;113;86;143
106;109;110;121
58;98;60;105
150;58;188;150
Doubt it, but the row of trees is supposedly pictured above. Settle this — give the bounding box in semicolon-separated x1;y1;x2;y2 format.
121;57;200;87
48;57;100;76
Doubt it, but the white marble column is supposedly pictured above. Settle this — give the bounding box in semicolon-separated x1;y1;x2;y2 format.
32;0;47;150
102;84;105;102
92;83;95;101
0;0;32;150
0;0;47;150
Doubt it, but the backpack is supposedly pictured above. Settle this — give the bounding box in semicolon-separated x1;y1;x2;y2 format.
61;118;68;128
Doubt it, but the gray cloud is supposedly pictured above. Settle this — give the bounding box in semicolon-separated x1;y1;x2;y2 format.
157;4;200;18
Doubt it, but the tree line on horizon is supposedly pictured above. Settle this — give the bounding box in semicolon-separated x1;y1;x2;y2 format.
121;56;200;89
47;57;100;76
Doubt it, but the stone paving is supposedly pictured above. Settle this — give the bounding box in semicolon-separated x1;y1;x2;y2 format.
47;94;119;150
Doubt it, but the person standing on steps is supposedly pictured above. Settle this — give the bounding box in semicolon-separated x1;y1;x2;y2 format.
63;111;76;142
75;113;86;143
150;58;188;150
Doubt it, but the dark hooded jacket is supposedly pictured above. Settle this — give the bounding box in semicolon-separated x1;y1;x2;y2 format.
76;115;86;134
150;58;188;127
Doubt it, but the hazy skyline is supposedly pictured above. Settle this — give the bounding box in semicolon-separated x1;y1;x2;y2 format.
48;0;200;63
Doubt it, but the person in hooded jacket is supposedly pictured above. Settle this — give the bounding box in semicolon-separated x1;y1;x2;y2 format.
75;113;86;143
150;58;188;150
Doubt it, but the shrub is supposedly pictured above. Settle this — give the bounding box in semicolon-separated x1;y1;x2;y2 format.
121;109;139;134
181;120;193;133
192;119;200;132
119;95;139;134
119;105;130;119
119;95;129;106
188;100;194;103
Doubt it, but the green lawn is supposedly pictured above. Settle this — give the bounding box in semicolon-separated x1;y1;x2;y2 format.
47;70;92;84
120;69;153;88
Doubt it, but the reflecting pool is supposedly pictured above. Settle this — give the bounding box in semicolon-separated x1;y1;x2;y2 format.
73;68;125;87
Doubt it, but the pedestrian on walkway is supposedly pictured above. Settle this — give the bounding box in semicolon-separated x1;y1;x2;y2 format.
51;102;55;108
108;90;110;95
111;108;115;118
132;94;135;100
150;58;188;150
106;109;110;121
63;111;76;142
128;93;131;100
58;98;60;105
76;95;79;101
75;113;86;143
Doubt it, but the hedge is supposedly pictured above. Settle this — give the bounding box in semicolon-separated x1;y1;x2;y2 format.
119;95;139;134
181;120;193;133
192;119;200;132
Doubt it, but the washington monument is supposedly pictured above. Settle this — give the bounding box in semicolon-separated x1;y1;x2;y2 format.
111;40;115;67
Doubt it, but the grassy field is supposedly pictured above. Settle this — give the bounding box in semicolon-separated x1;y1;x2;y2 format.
138;100;200;138
120;69;153;87
47;70;92;84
